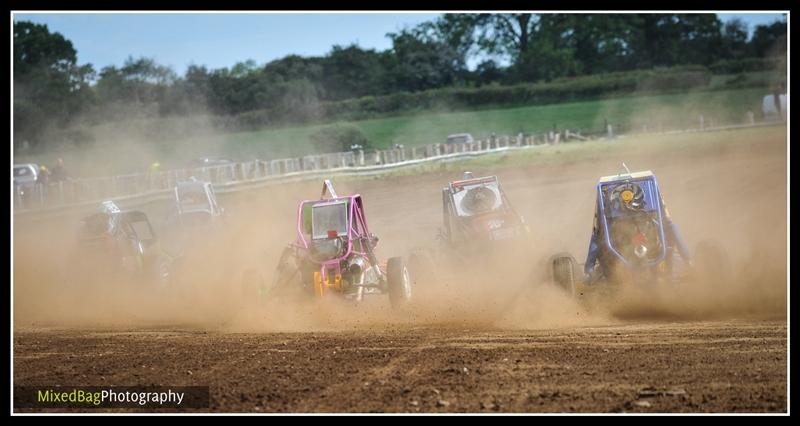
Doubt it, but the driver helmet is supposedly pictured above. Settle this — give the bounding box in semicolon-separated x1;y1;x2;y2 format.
613;182;646;211
462;171;475;180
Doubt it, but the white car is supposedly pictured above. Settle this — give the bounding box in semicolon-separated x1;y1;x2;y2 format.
14;163;41;205
762;94;787;121
445;133;475;144
13;163;39;186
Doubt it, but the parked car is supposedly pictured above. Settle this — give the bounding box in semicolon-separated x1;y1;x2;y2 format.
188;157;234;168
13;163;41;208
445;133;475;144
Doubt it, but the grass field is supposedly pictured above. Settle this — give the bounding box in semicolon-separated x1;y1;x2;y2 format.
17;87;772;176
339;125;788;182
220;87;769;157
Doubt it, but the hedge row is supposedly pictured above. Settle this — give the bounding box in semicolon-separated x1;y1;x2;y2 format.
218;66;718;130
69;65;778;137
708;57;785;74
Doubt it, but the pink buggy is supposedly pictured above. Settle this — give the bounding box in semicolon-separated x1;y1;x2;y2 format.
246;180;411;308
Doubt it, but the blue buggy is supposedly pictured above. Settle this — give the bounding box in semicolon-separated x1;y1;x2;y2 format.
550;168;727;295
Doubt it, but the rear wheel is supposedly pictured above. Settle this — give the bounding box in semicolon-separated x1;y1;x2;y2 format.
551;254;578;297
387;257;412;309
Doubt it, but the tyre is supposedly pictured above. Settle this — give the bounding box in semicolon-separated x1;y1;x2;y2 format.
271;247;298;291
551;254;577;297
387;257;412;309
154;255;172;289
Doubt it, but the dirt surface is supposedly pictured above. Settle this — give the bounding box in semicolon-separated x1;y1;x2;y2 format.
13;128;788;413
13;320;787;413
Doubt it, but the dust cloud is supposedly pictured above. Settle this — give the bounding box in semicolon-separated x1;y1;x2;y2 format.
13;126;787;332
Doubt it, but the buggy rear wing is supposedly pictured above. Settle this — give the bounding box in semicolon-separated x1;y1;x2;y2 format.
449;175;498;190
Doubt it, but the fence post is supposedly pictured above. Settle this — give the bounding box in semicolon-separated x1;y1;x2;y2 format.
699;115;704;131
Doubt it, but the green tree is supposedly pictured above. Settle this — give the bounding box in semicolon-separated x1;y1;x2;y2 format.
169;64;212;115
476;14;580;82
566;14;638;74
94;56;178;118
207;60;271;114
322;44;388;100
721;19;749;60
749;19;787;58
410;14;484;82
386;28;463;92
476;13;537;63
13;20;94;148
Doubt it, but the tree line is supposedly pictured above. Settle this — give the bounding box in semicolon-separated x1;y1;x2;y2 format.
13;13;787;149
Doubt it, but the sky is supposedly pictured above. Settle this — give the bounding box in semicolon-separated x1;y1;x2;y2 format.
12;12;788;75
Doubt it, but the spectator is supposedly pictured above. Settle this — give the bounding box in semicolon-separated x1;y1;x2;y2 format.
38;165;50;186
37;165;50;203
51;158;69;182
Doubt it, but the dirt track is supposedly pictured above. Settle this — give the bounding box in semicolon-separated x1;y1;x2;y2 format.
13;320;787;413
13;128;788;413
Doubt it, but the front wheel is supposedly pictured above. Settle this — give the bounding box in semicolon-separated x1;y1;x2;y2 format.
154;255;173;289
387;257;412;309
551;253;578;297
